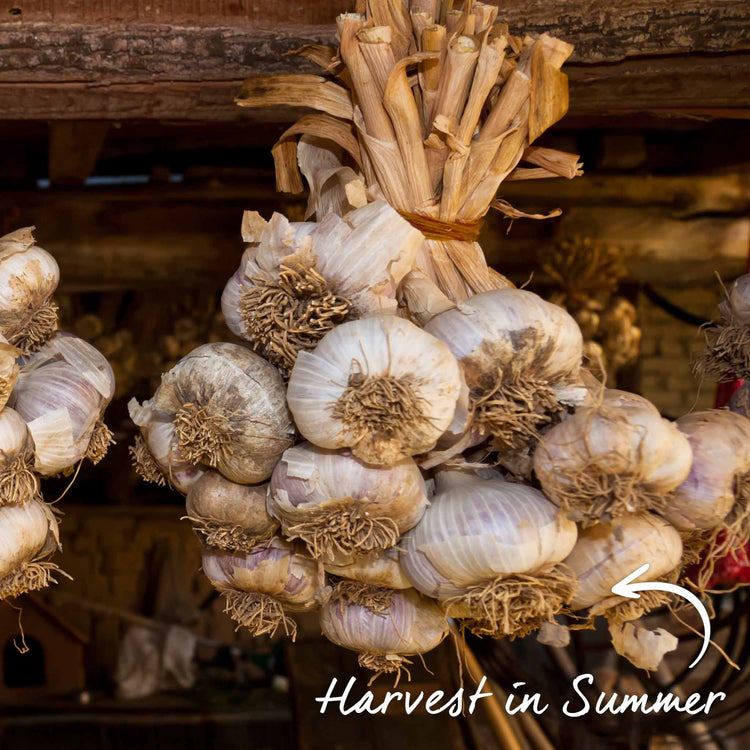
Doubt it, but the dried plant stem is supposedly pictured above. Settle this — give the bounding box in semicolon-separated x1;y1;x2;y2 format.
0;454;39;506
86;421;115;465
221;589;297;640
358;25;397;98
419;25;446;125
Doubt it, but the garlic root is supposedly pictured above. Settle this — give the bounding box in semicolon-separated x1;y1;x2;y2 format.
221;588;298;640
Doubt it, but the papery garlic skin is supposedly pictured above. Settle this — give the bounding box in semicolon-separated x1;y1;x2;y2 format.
565;513;683;612
0;498;61;599
534;389;693;524
222;202;421;373
0;407;39;505
287;315;462;466
718;273;750;325
269;442;428;560
0;227;59;353
0;333;21;410
729;382;750;419
401;470;577;599
128;398;205;494
11;332;115;475
664;410;750;531
152;343;294;484
185;471;278;552
320;587;448;672
324;548;412;590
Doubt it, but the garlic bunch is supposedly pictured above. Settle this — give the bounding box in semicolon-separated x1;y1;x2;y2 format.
0;408;39;506
151;343;294;484
321;586;448;679
0;498;62;600
269;442;428;560
222;201;421;373
185;470;278;553
400;470;578;638
128;398;206;494
0;334;21;410
565;513;683;623
0;227;59;354
534;389;693;525
694;273;750;381
287;315;463;466
202;537;327;639
406;277;584;454
10;332;116;476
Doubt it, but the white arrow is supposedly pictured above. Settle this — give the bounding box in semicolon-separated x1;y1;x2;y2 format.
611;562;711;669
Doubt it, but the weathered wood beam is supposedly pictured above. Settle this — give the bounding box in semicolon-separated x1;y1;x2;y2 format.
48;121;109;186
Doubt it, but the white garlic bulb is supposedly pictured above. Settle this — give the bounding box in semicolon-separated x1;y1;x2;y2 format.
0;334;21;410
287;315;463;466
222;201;421;373
0;227;59;354
185;470;278;552
202;537;327;639
0;498;62;600
269;442;428;560
320;586;448;678
400;470;578;638
419;286;584;453
534;389;693;525
565;513;683;621
0;408;39;506
324;548;412;590
151;343;294;484
664;410;750;532
11;332;116;475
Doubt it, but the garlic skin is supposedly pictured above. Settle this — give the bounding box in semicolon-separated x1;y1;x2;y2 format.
11;332;115;475
0;227;59;353
729;382;750;419
422;288;584;452
269;442;428;560
565;513;683;614
0;408;39;506
400;470;577;637
222;201;421;373
324;548;412;590
718;273;750;325
534;389;693;525
128;398;205;494
185;471;278;552
0;498;61;600
320;587;448;676
664;410;750;532
287;315;463;466
0;333;21;410
152;343;294;484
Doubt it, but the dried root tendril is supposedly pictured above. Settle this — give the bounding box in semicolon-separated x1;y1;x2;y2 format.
285;503;400;560
186;516;273;553
174;402;234;467
597;571;680;625
240;259;352;374
6;300;59;354
693;320;750;382
86;421;115;465
333;373;431;465
0;453;39;506
445;564;577;640
221;589;297;640
359;652;413;686
331;579;395;615
473;373;562;454
129;436;166;486
551;463;668;527
0;559;68;600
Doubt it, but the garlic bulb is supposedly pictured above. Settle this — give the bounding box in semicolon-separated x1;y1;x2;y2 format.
0;498;62;600
325;548;412;590
400;470;578;638
695;273;750;381
321;586;448;679
729;382;750;418
418;285;584;453
151;343;294;484
0;227;59;354
287;315;463;466
222;202;421;374
534;389;693;525
185;470;278;552
269;442;428;560
0;334;21;410
565;513;683;622
202;537;326;639
0;408;39;506
10;332;115;475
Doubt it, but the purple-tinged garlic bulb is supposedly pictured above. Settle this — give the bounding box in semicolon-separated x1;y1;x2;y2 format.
325;548;412;591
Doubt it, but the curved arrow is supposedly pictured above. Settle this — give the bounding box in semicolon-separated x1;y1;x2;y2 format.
611;562;711;669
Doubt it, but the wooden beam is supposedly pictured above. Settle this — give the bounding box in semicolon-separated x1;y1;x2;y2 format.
48;122;109;186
